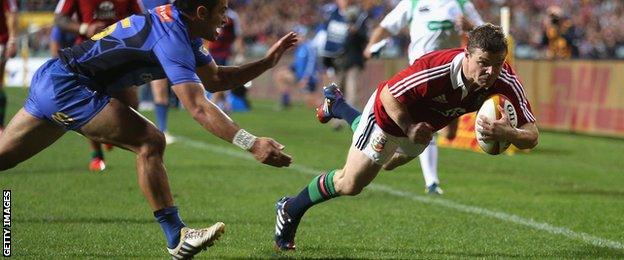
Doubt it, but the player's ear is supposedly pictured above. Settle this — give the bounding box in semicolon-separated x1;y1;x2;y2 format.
196;5;208;20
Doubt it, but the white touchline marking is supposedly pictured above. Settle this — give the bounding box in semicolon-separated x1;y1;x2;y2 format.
174;135;624;250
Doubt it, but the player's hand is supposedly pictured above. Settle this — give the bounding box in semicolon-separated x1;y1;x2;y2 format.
476;105;513;142
264;32;298;68
87;21;107;38
249;137;292;167
406;122;434;145
4;39;17;59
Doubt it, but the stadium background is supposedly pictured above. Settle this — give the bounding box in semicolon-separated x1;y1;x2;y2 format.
9;0;624;138
2;0;624;258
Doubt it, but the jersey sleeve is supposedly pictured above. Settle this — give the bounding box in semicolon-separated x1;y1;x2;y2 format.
153;29;202;85
54;0;76;15
379;0;411;35
385;59;430;106
496;63;536;126
464;1;485;26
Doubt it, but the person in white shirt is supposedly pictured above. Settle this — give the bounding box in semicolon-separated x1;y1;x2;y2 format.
363;0;485;194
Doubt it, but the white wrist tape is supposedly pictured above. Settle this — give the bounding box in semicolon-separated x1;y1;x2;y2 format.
79;23;89;35
232;129;257;151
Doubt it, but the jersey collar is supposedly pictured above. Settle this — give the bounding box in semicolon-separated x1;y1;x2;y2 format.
450;52;469;99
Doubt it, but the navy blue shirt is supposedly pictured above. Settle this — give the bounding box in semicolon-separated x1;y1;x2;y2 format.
59;4;213;93
321;4;349;58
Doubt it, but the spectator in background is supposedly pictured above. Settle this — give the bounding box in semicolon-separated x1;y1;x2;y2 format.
208;6;246;112
341;4;369;109
0;0;17;136
54;0;143;171
541;6;576;59
317;0;355;87
274;25;319;109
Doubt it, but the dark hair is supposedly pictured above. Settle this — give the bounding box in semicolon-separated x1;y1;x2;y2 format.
174;0;219;14
467;23;508;54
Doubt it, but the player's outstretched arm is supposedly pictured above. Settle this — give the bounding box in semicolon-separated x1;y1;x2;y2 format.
364;26;391;59
172;82;292;167
198;32;298;93
476;106;539;149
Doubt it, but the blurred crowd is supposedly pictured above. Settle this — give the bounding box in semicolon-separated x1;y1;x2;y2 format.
17;0;624;60
475;0;624;59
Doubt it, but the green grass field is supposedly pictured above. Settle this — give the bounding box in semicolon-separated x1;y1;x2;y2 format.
2;87;624;258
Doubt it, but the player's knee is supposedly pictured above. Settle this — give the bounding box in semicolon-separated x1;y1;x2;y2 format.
138;130;166;157
340;184;364;196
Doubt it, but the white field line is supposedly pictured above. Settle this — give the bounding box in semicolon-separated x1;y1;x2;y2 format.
174;136;624;251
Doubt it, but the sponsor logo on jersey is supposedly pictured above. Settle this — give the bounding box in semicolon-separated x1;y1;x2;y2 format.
156;4;173;22
370;133;387;153
431;107;466;117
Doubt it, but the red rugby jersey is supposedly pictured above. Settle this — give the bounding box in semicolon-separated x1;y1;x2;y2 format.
0;0;17;44
373;48;536;137
55;0;142;42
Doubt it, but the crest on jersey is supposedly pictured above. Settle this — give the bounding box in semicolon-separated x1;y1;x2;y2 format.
156;5;173;22
51;112;75;127
370;133;387;153
199;45;210;56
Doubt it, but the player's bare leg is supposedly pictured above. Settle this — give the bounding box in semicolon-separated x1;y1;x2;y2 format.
274;146;381;250
79;98;171;210
0;108;66;171
382;153;416;171
78;98;224;256
332;147;382;195
87;87;140;171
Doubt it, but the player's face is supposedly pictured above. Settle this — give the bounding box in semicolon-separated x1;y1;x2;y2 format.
203;0;228;41
465;48;506;89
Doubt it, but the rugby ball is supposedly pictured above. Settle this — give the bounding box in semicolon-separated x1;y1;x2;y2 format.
475;94;518;155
